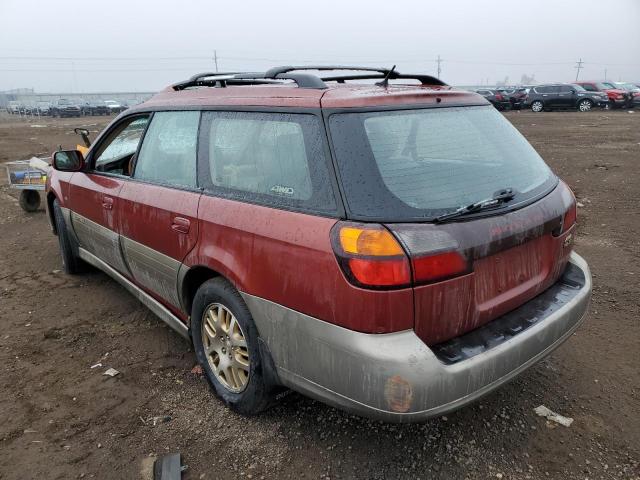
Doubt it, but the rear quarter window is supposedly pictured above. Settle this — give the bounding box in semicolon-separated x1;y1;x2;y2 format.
198;111;338;215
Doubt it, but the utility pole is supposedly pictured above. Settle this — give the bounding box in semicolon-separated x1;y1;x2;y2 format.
71;61;77;93
574;58;584;81
213;50;219;73
436;54;442;78
604;68;607;80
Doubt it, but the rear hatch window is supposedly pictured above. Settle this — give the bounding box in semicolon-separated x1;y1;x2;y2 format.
329;106;556;221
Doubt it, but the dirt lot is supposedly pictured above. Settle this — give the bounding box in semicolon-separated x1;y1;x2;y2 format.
0;110;638;480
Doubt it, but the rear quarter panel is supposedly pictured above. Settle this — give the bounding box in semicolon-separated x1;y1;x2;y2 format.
187;195;414;333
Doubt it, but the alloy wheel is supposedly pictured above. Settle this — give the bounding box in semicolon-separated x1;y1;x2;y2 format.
531;101;543;112
201;303;250;393
578;100;592;112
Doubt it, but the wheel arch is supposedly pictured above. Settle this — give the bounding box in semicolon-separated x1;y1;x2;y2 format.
179;265;223;316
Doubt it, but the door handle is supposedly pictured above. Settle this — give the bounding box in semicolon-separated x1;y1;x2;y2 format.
102;196;114;210
171;217;190;234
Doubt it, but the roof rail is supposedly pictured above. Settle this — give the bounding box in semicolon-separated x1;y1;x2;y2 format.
265;65;446;86
172;66;447;91
172;72;262;90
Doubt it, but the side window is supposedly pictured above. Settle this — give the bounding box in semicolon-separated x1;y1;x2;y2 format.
558;86;573;93
94;116;150;174
534;86;547;94
199;111;337;214
546;86;560;94
581;84;596;91
133;111;200;188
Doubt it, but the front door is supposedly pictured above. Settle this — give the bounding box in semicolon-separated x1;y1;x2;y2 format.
68;115;151;273
117;111;201;309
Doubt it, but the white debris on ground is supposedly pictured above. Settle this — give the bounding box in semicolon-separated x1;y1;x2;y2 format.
534;405;574;427
103;368;120;377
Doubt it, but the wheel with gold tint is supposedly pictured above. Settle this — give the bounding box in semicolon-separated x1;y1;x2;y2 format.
191;277;275;414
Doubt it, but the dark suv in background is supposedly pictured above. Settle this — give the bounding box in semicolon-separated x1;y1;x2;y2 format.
525;84;608;112
51;98;82;117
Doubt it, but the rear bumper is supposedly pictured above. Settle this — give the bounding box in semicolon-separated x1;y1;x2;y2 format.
244;252;591;423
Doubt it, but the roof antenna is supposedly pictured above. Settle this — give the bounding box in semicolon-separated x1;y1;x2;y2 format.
376;65;396;88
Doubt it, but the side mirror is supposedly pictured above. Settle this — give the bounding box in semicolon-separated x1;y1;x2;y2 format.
53;150;84;172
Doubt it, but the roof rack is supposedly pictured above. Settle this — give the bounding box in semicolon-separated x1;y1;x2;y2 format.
172;66;447;91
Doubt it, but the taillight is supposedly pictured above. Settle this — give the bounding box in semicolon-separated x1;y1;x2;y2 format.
331;223;411;289
331;223;471;289
495;93;504;100
413;251;470;284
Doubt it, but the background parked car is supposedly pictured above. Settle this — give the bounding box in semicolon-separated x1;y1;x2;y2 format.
475;89;511;110
90;100;110;116
22;103;36;115
524;84;608;112
575;81;630;109
613;82;640;107
50;99;82;117
7;101;23;114
499;87;529;110
36;101;51;115
104;100;125;114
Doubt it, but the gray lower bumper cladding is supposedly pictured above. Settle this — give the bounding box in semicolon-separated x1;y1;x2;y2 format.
243;252;591;423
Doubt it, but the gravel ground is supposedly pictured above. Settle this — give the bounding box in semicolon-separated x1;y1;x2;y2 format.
0;110;638;479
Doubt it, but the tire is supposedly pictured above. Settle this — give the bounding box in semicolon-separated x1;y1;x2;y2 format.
578;99;593;112
531;100;544;112
191;277;275;415
52;199;84;274
19;190;41;212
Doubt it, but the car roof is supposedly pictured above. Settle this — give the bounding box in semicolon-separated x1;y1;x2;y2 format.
139;82;484;110
134;66;488;110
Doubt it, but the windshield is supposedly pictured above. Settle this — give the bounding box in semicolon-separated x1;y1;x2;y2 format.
329;106;556;221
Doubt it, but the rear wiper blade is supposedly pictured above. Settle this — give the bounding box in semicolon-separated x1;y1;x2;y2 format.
435;188;516;223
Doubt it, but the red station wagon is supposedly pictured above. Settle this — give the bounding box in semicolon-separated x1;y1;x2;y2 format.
46;66;592;422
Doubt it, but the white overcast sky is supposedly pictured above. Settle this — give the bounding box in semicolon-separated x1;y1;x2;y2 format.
1;0;638;93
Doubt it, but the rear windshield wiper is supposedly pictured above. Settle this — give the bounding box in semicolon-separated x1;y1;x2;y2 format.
434;188;516;223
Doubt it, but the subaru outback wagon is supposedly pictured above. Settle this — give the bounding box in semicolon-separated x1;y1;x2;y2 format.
46;66;591;422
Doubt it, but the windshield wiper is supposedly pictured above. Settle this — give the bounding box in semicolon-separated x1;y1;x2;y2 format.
434;188;516;223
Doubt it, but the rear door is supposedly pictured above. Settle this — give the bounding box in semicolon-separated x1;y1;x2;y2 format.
556;85;575;108
544;85;561;107
68;115;150;273
118;111;201;310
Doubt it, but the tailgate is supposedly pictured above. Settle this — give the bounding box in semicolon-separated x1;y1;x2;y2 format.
388;183;576;345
